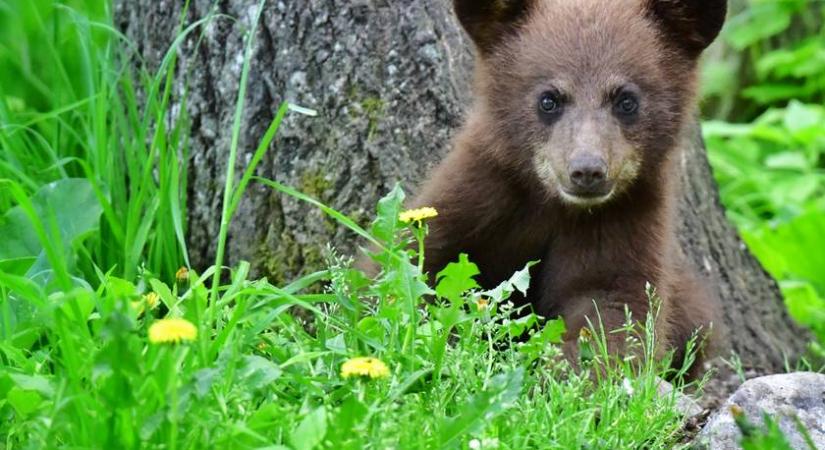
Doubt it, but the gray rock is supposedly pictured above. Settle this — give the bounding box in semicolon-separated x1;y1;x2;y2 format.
657;378;703;417
696;372;825;450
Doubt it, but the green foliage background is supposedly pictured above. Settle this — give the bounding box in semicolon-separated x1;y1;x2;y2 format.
701;0;825;344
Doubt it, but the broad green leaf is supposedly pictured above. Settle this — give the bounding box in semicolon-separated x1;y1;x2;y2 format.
370;184;405;246
484;261;538;302
743;210;825;295
58;289;95;323
8;373;54;397
247;403;288;432
783;101;824;134
0;207;39;261
104;277;138;300
290;406;327;450
725;4;792;50
324;333;347;355
766;177;819;214
192;367;220;399
781;280;825;341
764;152;809;171
438;368;524;446
239;355;283;388
377;258;434;305
7;386;43;416
326;397;369;450
435;253;480;302
540;318;567;344
357;317;385;342
509;263;536;296
742;84;809;105
507;314;538;338
520;318;567;364
0;272;46;345
0;179;102;277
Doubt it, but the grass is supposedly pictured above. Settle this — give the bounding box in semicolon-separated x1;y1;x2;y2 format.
0;190;701;447
0;0;199;285
0;1;822;449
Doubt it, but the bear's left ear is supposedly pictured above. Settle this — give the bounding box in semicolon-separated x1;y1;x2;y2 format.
645;0;727;57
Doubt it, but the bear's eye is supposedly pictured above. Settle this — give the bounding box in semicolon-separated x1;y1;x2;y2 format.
614;93;639;117
538;91;562;115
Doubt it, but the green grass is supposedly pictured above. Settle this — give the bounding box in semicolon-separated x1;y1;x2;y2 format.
0;180;701;447
0;0;195;284
1;0;823;448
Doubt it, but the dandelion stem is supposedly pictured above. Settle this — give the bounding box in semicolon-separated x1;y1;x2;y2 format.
416;225;426;274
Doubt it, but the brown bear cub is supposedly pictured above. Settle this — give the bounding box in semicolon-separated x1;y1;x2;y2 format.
413;0;727;375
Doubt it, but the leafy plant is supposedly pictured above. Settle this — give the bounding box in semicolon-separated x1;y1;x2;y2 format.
0;0;197;284
702;0;825;348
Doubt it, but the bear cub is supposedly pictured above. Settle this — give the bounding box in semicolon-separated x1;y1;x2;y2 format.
412;0;727;374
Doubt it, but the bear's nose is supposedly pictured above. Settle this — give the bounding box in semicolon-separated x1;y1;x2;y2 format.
568;156;608;191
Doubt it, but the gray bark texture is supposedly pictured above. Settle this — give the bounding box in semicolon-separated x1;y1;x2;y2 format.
116;0;810;373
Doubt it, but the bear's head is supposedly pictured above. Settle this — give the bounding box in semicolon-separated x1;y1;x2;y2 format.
455;0;726;207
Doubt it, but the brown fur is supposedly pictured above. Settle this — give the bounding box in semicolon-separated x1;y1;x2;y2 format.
411;0;727;376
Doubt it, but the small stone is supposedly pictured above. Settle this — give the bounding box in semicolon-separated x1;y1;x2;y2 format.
695;372;825;450
656;378;703;417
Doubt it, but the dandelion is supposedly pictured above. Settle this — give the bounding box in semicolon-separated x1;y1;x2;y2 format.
341;356;390;380
399;207;438;224
149;318;197;344
175;266;190;282
475;298;490;311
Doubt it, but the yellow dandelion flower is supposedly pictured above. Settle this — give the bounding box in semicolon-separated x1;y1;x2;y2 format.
579;327;593;341
399;207;438;224
144;292;160;309
475;298;490;311
175;266;190;282
148;318;197;344
341;357;390;380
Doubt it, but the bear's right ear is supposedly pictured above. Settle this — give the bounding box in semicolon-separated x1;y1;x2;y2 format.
454;0;536;55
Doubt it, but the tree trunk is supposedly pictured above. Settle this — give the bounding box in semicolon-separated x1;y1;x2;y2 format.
115;0;810;373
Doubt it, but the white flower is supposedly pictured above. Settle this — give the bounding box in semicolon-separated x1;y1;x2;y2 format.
622;377;635;396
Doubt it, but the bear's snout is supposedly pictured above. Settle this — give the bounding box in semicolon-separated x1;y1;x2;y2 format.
568;155;609;193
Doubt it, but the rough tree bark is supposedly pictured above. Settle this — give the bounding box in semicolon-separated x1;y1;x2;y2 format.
116;0;809;373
